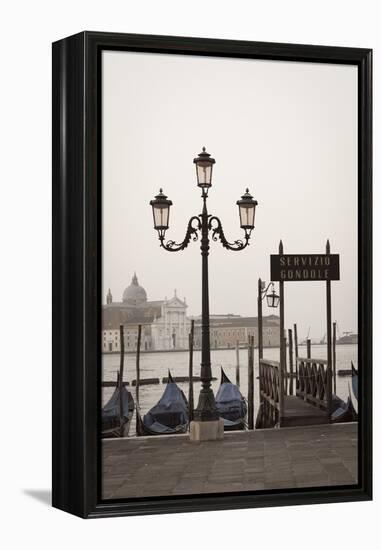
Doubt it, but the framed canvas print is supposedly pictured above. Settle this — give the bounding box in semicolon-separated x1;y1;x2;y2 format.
52;32;372;518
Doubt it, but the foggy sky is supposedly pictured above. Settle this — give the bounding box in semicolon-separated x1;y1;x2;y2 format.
102;51;357;340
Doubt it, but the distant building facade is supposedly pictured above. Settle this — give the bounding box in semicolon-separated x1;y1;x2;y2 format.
102;273;190;352
192;314;280;349
102;274;280;352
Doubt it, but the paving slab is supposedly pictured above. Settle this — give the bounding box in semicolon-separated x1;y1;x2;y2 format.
102;423;358;499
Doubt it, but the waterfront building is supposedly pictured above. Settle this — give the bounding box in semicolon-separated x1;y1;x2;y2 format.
192;314;280;349
102;274;280;352
102;273;190;352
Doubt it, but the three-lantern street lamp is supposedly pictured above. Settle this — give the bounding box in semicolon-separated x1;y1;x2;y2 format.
150;147;258;423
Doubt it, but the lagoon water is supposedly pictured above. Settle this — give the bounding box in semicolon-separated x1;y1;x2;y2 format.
102;343;358;436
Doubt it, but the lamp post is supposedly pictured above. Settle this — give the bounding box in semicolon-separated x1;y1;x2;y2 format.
257;279;279;426
264;282;280;309
257;280;279;361
150;147;257;435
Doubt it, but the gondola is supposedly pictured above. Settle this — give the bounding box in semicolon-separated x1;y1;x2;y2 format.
351;361;358;400
215;368;247;431
330;386;357;423
102;384;135;438
136;371;189;436
331;393;346;412
331;393;357;424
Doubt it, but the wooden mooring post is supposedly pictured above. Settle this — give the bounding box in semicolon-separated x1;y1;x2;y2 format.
294;323;299;388
304;338;311;402
258;278;263;362
283;335;288;394
247;335;254;430
188;320;195;422
278;241;285;426
333;321;337;394
326;239;333;419
119;324;125;435
307;338;311;359
257;278;264;428
288;328;294;395
135;324;142;432
235;340;240;387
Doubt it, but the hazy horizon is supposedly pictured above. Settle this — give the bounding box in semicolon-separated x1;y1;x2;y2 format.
102;51;358;340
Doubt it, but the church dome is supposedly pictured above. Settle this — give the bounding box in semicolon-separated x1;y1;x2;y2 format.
122;273;147;306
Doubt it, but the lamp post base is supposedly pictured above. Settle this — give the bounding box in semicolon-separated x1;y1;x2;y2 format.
193;386;219;422
189;419;224;442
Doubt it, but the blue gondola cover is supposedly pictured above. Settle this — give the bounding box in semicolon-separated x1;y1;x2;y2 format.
215;372;247;427
102;386;133;431
143;380;188;434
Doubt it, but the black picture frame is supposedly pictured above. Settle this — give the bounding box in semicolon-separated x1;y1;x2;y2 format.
52;31;372;519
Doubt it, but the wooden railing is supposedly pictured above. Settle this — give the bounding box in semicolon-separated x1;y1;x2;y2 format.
296;357;332;412
259;358;284;424
258;355;332;428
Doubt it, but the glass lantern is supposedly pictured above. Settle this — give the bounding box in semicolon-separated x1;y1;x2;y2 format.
237;188;258;230
266;286;280;308
149;189;172;234
193;147;215;188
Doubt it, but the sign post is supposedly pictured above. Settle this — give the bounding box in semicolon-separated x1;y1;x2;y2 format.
270;240;339;421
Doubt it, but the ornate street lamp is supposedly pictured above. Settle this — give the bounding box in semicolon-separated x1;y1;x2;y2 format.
150;147;257;429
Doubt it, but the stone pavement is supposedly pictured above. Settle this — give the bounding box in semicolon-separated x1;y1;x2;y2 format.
102;423;357;499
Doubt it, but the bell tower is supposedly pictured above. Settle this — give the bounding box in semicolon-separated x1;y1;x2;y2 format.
106;288;113;305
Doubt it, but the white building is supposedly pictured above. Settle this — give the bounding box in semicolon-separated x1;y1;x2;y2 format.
102;328;120;352
102;274;190;352
151;292;190;350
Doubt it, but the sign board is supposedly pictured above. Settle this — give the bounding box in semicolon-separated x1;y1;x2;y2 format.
270;254;340;282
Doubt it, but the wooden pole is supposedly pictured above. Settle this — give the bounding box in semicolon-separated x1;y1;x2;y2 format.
294;324;299;358
278;241;285;425
326;240;333;420
333;321;337;395
135;324;142;433
305;338;311;402
294;323;299;391
257;278;263;361
248;335;254;430
188;320;195;422
119;324;125;435
288;328;294;395
283;336;288;395
307;338;311;359
257;278;264;417
235;340;240;387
